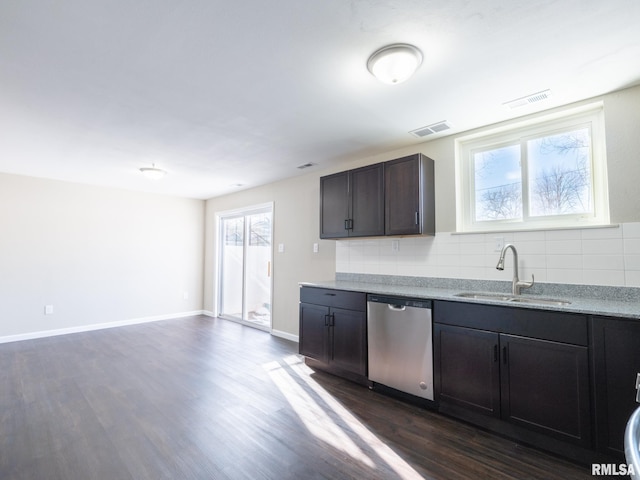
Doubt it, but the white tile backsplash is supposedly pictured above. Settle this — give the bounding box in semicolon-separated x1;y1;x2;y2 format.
625;270;640;287
624;238;640;255
583;254;624;270
336;222;640;287
546;239;582;255
582;238;624;255
623;223;640;238
583;269;626;286
580;225;622;239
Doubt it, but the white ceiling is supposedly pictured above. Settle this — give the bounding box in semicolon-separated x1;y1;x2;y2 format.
1;0;639;199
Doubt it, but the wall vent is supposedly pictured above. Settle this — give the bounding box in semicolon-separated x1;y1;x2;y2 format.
504;89;552;109
409;121;451;138
297;162;317;169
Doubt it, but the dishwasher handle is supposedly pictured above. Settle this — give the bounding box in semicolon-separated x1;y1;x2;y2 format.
387;304;407;312
367;295;432;309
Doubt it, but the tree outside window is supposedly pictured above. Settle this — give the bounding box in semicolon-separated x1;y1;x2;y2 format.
472;127;593;224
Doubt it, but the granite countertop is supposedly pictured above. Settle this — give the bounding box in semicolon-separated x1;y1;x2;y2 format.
300;274;640;320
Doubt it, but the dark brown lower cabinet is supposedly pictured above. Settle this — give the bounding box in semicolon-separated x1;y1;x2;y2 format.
591;316;640;457
299;287;367;383
500;333;590;445
436;324;501;417
435;323;590;447
299;302;330;364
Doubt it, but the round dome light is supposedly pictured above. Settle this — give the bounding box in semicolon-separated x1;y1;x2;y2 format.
367;44;423;85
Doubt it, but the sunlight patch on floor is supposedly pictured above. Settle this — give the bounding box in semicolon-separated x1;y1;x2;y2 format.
264;355;425;480
263;359;375;468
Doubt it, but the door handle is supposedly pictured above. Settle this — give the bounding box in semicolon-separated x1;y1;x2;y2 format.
502;346;508;364
329;314;335;326
324;314;330;327
415;211;419;225
494;345;498;362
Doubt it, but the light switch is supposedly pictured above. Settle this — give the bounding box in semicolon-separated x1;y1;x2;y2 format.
313;243;319;253
44;305;54;315
278;243;285;253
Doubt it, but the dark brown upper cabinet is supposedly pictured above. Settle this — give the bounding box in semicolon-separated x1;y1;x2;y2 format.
319;153;435;239
385;153;435;236
319;163;384;238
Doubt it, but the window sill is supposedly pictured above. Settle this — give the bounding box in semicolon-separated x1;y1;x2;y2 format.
452;223;620;236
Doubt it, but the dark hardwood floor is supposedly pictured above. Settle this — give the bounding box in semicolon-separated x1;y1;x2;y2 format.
0;316;593;479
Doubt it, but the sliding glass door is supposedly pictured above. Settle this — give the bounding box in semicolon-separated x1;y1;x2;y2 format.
218;205;272;330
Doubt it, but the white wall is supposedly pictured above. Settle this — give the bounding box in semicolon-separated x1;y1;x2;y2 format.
0;173;204;340
204;173;336;338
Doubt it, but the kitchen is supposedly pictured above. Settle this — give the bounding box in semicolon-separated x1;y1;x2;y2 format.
2;1;640;478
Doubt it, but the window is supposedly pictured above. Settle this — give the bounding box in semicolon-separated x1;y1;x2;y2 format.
456;103;609;232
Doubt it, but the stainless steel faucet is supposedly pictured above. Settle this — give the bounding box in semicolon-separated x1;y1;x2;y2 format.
496;244;534;295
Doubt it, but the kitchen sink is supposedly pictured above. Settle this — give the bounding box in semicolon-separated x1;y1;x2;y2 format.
454;292;571;306
508;296;571;306
454;292;515;301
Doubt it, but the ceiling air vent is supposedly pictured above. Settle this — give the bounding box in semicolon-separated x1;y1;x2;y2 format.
504;89;553;109
297;162;316;169
409;121;451;138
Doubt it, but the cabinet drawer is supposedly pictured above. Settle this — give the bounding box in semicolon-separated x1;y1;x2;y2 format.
300;287;366;311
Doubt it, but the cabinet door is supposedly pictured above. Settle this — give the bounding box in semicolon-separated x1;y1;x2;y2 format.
500;334;591;447
435;323;501;417
299;303;329;364
592;316;640;456
350;163;384;237
319;171;349;238
385;154;435;236
330;307;367;376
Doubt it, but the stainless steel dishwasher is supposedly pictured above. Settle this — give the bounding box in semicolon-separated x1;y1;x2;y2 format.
367;294;433;401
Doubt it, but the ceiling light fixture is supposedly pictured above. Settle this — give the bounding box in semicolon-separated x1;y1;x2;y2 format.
367;44;423;85
139;164;166;180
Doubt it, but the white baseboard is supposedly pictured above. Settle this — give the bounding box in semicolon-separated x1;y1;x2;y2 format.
0;310;206;345
201;311;298;343
271;329;299;343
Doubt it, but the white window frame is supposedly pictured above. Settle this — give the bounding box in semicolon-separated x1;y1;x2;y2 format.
455;103;609;232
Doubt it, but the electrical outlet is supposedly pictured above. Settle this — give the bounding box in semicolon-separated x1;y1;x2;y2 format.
183;291;189;300
44;305;54;315
278;243;285;253
313;243;319;253
391;240;400;252
494;237;505;252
